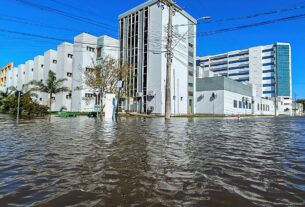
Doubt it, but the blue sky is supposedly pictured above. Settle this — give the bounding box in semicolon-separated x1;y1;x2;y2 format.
0;0;304;98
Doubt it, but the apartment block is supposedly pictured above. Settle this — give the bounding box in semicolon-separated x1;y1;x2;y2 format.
1;62;13;90
71;33;98;112
55;42;73;112
33;55;45;105
197;43;292;115
119;0;197;115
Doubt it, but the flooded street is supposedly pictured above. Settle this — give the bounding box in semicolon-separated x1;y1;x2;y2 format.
0;114;305;207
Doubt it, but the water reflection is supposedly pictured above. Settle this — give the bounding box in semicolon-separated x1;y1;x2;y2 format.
0;115;304;206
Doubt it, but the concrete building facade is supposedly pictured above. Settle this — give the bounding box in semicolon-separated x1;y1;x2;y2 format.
196;76;275;116
55;42;74;112
197;43;292;115
71;33;98;112
119;0;197;115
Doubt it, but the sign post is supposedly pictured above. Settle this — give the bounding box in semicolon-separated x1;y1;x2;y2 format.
16;91;23;122
116;80;123;119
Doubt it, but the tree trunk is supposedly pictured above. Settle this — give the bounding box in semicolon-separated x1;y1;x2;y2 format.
49;93;52;112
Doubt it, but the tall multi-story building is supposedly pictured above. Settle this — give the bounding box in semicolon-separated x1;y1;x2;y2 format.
43;50;58;110
119;0;197;114
197;43;292;115
71;33;98;112
33;55;45;105
0;62;14;90
17;64;25;91
55;42;74;111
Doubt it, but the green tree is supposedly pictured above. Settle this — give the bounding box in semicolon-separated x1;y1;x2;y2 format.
83;56;130;113
30;70;69;110
1;85;48;116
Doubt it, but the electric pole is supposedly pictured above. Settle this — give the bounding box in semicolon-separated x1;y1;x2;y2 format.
159;0;176;119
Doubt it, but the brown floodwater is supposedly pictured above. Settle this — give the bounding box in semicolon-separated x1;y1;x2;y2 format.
0;114;305;207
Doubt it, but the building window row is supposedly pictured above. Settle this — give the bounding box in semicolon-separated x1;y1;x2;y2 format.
263;91;275;94
229;59;249;64
234;100;252;109
86;46;95;52
257;104;270;111
229;71;249;77
263;69;274;73
262;55;274;59
228;52;248;58
262;48;274;53
263;76;274;80
262;62;274;66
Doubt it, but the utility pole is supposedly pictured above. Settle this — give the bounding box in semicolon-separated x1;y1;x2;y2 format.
159;0;175;120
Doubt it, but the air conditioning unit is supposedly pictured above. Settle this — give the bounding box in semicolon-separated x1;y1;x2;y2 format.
136;92;143;97
147;91;156;97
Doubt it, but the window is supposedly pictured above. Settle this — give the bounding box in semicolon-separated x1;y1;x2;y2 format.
85;93;93;98
85;67;94;73
31;68;34;72
188;43;193;48
97;48;101;57
67;72;72;77
258;103;260;111
188;62;194;67
188;91;193;97
263;62;273;66
234;100;237;108
86;46;95;52
41;64;44;68
188;71;194;76
188;83;193;87
262;48;274;53
39;98;42;101
249;103;252;109
53;60;57;64
68;54;73;59
239;101;242;108
66;94;72;99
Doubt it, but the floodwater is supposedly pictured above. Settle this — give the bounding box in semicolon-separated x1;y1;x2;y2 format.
0;114;305;207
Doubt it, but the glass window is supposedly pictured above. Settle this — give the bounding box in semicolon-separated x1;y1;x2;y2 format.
234;100;237;108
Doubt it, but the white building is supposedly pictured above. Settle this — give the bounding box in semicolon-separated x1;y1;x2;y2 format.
196;76;275;116
33;55;45;105
197;43;292;116
43;50;58;110
119;0;197;115
97;35;119;61
17;64;25;90
71;33;98;112
55;42;74;111
25;60;34;85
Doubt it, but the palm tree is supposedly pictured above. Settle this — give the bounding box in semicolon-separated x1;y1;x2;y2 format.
30;71;69;110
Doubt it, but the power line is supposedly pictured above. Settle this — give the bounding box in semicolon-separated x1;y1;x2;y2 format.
198;13;305;36
14;0;117;33
203;4;305;24
0;15;83;33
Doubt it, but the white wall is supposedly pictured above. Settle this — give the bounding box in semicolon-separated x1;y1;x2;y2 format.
33;55;45;105
55;42;73;111
17;64;25;90
43;50;57;110
71;33;97;112
25;60;34;85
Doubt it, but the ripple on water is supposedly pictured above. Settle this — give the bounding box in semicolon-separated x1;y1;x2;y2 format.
0;115;305;206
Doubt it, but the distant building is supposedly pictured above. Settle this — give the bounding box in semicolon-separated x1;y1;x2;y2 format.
119;0;197;114
196;76;275;116
197;43;292;115
0;62;13;90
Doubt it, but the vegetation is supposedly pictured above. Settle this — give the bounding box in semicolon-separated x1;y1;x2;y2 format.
30;70;69;110
83;56;130;113
0;86;49;117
